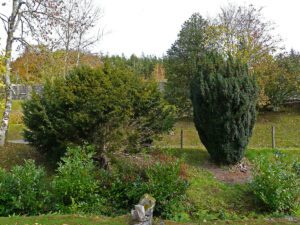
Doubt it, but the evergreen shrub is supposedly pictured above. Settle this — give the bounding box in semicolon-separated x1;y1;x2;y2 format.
23;63;175;158
191;53;258;164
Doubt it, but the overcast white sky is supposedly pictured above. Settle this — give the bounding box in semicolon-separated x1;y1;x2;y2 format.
97;0;300;57
1;0;300;57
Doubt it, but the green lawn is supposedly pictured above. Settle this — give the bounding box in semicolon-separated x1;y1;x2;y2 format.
0;214;298;225
0;215;129;225
164;148;273;221
0;100;24;140
0;143;56;173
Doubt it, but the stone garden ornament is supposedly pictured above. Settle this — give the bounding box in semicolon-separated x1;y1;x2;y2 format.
131;194;156;225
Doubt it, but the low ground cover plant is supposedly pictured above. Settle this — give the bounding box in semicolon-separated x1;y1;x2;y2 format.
293;160;300;176
251;152;300;213
0;160;51;216
51;145;103;213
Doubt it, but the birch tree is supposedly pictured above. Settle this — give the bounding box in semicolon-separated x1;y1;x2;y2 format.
212;4;281;66
74;0;102;66
213;4;282;107
0;0;61;145
53;0;102;75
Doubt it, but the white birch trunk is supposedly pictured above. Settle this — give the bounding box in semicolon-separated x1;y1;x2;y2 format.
0;0;17;146
0;40;13;147
76;33;82;67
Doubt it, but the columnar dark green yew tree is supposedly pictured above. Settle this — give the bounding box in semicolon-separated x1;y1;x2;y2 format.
191;53;258;164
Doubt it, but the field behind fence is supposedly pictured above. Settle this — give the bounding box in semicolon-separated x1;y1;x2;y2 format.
158;108;300;149
1;101;300;149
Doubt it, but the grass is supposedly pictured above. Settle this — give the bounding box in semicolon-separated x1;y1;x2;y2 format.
158;106;300;149
161;147;300;222
0;100;24;140
164;148;252;220
0;215;129;225
245;148;300;162
0;143;56;173
0;215;298;225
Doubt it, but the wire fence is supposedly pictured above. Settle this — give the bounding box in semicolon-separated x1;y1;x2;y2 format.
157;124;300;149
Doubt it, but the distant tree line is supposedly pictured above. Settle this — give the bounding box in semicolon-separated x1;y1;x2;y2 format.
102;54;163;79
11;48;163;84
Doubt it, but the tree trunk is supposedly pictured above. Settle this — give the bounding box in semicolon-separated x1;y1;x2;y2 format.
0;0;17;146
0;34;13;146
0;82;12;146
76;50;80;67
76;33;83;67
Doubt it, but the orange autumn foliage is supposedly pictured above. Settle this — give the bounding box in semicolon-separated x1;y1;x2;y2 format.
12;47;102;84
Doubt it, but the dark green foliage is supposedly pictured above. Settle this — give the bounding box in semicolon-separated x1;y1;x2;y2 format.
292;160;300;176
0;160;51;216
145;162;189;219
99;160;188;219
103;54;161;79
264;73;298;111
164;13;208;118
23;65;131;157
251;153;300;213
51;146;103;213
128;54;161;79
127;81;176;152
97;166;146;216
0;148;188;218
191;53;258;164
23;63;174;158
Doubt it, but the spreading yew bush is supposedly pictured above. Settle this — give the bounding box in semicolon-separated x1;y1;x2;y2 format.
191;52;258;164
23;61;174;159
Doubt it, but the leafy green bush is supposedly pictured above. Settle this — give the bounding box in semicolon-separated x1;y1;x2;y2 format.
23;63;174;158
0;146;187;217
127;81;176;152
145;162;189;219
191;52;258;164
293;160;300;176
99;160;188;219
97;168;146;216
251;153;300;213
51;146;103;213
0;160;51;216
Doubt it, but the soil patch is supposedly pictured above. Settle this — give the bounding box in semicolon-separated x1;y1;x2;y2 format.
202;158;253;184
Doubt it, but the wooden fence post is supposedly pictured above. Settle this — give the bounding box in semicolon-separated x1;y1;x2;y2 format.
272;126;276;149
180;129;183;149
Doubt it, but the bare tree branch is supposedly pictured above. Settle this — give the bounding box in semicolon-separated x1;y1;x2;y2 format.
0;15;8;32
